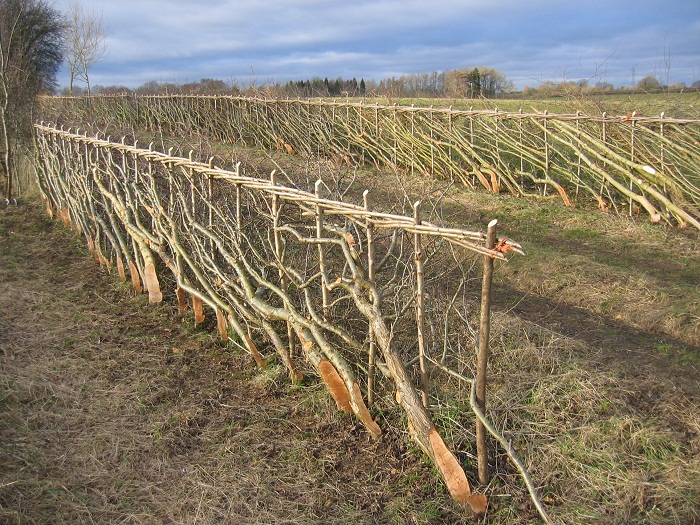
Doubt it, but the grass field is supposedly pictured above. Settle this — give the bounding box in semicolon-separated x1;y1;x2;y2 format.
2;117;699;523
325;91;700;118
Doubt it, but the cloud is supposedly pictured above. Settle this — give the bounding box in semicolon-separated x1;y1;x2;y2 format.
55;0;700;89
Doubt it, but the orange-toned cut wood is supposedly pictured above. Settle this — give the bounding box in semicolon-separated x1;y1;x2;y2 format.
95;241;109;268
428;427;487;516
551;180;572;207
116;255;126;281
59;207;71;226
128;261;143;292
143;262;163;303
192;295;205;325
345;231;357;247
487;168;500;193
350;382;381;438
318;360;352;413
86;236;97;260
474;170;492;191
215;308;228;341
243;333;269;368
175;287;187;315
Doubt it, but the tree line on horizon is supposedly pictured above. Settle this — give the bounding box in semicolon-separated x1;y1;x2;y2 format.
64;67;510;98
63;67;515;98
67;66;700;100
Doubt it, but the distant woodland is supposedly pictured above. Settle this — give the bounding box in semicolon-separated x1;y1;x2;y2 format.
63;66;700;99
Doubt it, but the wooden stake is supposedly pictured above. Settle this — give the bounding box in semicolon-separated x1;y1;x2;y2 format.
271;171;296;363
543;111;549;196
315;179;330;317
414;200;429;408
208;158;215;255
476;219;497;485
364;190;377;406
235;179;242;242
630;113;636;216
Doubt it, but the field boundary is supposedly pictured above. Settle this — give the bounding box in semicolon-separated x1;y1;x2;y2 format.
41;94;700;230
33;123;559;521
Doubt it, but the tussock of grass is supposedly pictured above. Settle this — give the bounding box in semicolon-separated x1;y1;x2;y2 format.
482;321;700;524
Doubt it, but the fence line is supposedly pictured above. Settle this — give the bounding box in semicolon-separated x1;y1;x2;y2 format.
41;95;700;230
34;123;561;521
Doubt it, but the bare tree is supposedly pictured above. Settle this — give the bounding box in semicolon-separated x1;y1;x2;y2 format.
0;0;63;201
66;0;106;96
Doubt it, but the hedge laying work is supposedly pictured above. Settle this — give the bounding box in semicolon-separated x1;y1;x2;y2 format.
33;123;566;522
41;95;700;230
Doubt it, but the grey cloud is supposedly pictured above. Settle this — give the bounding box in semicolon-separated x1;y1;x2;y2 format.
56;0;700;89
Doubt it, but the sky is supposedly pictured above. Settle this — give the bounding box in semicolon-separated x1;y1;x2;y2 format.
52;0;700;91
